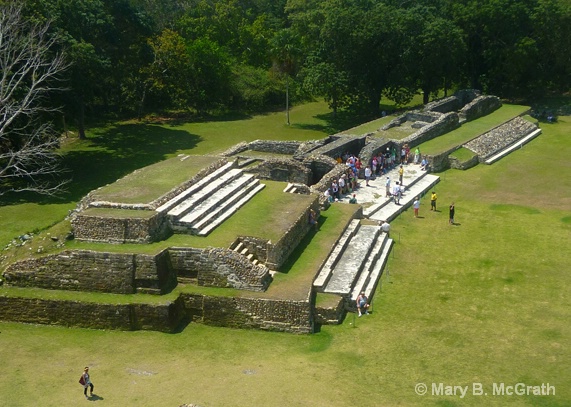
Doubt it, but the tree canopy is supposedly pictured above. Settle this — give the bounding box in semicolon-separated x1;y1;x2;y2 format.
1;0;571;194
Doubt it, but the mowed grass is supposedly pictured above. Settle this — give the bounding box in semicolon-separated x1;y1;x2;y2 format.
88;155;219;204
0;106;570;406
420;104;530;155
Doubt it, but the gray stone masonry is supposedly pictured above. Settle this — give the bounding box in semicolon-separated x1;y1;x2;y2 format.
247;140;302;155
303;135;367;159
464;116;538;160
246;158;311;184
459;95;502;123
399;112;460;148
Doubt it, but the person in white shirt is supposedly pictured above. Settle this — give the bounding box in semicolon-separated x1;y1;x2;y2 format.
364;166;372;186
393;182;401;204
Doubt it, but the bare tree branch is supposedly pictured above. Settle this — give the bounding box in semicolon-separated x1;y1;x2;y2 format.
0;3;70;197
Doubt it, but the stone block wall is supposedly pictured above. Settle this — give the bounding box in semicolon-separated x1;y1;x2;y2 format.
167;247;271;291
459;95;502;122
72;211;168;244
302;154;338;186
358;138;392;175
265;197;320;270
3;250;137;294
423;96;462;114
305;135;367;159
220;142;249;157
0;292;311;334
247;158;311;184
247;140;302;155
234;236;270;265
449;154;479;170
0;296;185;332
463;116;537;160
314;297;345;325
426;146;462;172
293;139;329;159
134;250;176;294
400;112;460;148
181;293;312;333
454;89;480;106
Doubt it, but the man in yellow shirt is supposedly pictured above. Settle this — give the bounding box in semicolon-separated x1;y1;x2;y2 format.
430;191;437;211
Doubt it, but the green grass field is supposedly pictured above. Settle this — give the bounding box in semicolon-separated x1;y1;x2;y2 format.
0;102;570;406
420;104;530;155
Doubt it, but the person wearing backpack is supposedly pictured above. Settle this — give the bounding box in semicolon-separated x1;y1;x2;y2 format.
79;366;94;399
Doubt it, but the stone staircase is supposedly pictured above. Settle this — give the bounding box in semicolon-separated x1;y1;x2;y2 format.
483;128;541;164
313;219;393;309
364;172;440;222
231;241;262;267
156;163;265;236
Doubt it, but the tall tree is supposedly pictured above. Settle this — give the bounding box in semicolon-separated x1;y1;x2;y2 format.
0;3;69;196
271;28;302;124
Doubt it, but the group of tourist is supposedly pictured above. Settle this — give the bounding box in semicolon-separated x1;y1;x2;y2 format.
327;153;363;202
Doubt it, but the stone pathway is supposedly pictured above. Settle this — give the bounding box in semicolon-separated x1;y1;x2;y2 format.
335;163;440;222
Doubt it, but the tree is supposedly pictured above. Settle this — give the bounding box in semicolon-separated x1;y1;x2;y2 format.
271;28;301;125
0;3;69;196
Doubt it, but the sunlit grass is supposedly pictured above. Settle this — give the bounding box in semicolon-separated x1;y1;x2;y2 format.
420;104;530;155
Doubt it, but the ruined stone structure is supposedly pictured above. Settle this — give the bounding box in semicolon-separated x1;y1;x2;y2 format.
0;90;540;334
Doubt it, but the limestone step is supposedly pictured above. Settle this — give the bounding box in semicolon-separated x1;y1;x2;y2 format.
324;224;381;295
363;170;428;218
369;174;440;222
283;183;294;193
177;174;256;226
313;219;361;291
484;128;541;164
156;161;234;213
167;168;243;219
351;236;393;302
349;233;388;300
197;183;266;236
233;242;244;252
191;179;262;233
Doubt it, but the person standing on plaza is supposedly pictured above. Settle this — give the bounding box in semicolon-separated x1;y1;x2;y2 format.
413;196;420;218
414;147;420;164
385;176;391;198
398;164;404;185
393;182;401;205
364;166;372;186
430;191;437;211
449;202;455;225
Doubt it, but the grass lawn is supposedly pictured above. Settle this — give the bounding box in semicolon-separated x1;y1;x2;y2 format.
87;155;219;204
0;102;570;407
420;104;530;155
449;147;477;162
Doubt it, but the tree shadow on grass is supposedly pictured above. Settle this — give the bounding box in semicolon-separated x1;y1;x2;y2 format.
0;123;201;206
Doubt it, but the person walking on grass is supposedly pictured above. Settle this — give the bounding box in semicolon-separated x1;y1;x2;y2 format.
449;202;455;225
413;196;420;218
80;366;94;399
430;191;437;211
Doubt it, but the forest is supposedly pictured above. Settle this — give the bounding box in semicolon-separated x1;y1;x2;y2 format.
23;0;571;118
1;0;570;195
